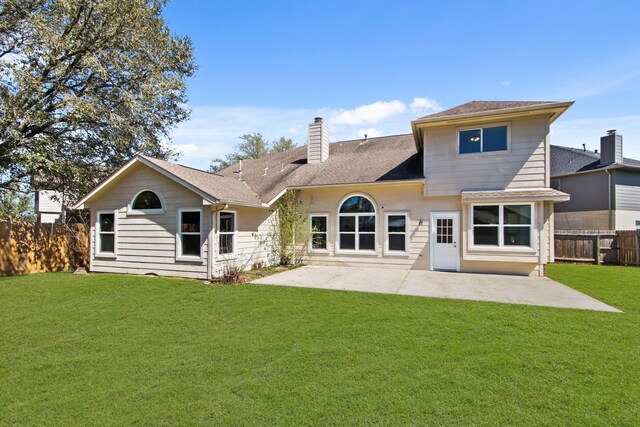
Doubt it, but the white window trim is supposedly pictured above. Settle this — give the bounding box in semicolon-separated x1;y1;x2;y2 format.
336;193;378;254
309;213;329;253
127;188;165;215
95;210;118;258
469;202;536;251
384;212;410;255
217;210;237;260
176;208;204;262
456;122;511;158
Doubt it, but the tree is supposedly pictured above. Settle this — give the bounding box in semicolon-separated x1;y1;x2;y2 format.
0;0;196;200
209;133;297;172
0;188;35;221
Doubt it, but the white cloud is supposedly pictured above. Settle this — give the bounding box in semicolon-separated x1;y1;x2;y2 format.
332;100;406;125
409;97;442;114
501;80;511;86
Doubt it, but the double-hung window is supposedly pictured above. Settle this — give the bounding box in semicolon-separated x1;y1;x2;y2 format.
459;125;508;155
385;213;408;253
310;214;328;251
96;211;117;257
472;204;533;248
218;211;236;256
338;195;376;252
178;209;202;259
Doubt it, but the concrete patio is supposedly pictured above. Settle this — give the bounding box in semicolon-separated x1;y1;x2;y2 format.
251;266;621;312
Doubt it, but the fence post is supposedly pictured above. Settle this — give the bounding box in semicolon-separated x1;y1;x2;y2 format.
595;234;601;265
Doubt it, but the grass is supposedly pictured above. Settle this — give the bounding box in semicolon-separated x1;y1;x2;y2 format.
1;265;639;425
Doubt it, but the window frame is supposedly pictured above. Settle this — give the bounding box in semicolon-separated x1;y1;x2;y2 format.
456;122;510;157
127;189;165;215
384;212;409;255
95;210;118;258
470;202;535;250
176;208;203;262
217;210;237;258
309;213;329;252
336;193;377;254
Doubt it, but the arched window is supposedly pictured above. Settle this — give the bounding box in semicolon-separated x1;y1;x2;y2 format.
338;195;376;252
130;190;163;213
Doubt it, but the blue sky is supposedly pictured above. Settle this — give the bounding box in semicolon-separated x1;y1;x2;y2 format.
163;0;640;170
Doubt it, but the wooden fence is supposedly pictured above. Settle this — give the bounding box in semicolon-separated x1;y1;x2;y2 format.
0;221;89;276
555;230;640;266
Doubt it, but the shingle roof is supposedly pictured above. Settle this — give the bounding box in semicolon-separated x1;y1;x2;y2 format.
216;134;423;203
420;101;558;120
461;188;569;202
141;156;263;206
550;145;640;176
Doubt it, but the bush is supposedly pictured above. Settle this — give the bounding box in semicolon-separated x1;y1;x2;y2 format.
219;264;243;284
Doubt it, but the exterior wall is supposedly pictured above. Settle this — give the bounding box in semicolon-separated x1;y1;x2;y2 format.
615;170;640;211
615;210;640;230
210;206;275;276
299;183;547;276
87;164;210;279
38;212;62;224
423;116;549;196
36;190;63;223
554;210;610;230
553;171;610;212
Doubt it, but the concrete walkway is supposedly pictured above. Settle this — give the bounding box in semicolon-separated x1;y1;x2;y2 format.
251;266;621;312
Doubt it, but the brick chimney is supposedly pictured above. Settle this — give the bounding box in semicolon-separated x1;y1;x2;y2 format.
600;130;623;166
307;117;329;163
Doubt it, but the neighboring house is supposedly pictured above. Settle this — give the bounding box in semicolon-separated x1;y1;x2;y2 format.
35;190;64;223
551;131;640;230
73;100;572;279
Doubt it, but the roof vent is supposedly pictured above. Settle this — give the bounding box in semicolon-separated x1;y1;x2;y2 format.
582;143;586;152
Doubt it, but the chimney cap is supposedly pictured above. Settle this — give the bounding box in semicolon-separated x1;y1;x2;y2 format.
314;117;323;123
607;129;617;136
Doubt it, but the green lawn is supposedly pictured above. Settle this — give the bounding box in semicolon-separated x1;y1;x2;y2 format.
1;265;639;425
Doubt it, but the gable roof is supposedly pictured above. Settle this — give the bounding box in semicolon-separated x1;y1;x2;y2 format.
551;145;640;177
420;101;557;120
216;134;423;204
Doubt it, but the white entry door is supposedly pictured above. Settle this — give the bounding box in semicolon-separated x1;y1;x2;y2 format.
430;211;460;271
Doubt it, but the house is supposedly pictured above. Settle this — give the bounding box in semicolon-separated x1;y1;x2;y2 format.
551;131;640;230
35;190;64;223
73;100;573;279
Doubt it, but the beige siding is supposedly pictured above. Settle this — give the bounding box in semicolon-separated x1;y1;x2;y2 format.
424;116;549;196
615;210;640;230
88;164;210;280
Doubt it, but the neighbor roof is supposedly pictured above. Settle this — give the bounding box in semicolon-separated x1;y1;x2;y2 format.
216;134;423;204
551;145;640;177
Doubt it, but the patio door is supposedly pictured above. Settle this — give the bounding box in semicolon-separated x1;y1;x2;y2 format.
430;211;460;271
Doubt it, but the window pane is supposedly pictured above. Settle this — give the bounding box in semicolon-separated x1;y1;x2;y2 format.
388;215;406;232
99;213;114;232
358;215;376;232
311;216;327;232
339;216;355;232
504;227;530;246
219;234;233;254
389;234;405;251
182;211;200;233
340;233;355;250
312;233;327;250
100;234;114;253
339;196;375;213
474;226;499;245
473;206;499;225
483;126;507;152
132;191;162;210
181;234;200;256
219;212;234;232
359;234;375;250
504;205;531;225
459;129;481;154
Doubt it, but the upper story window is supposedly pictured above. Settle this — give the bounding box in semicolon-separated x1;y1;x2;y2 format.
338;195;376;252
130;190;164;214
458;125;508;155
472;204;533;248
